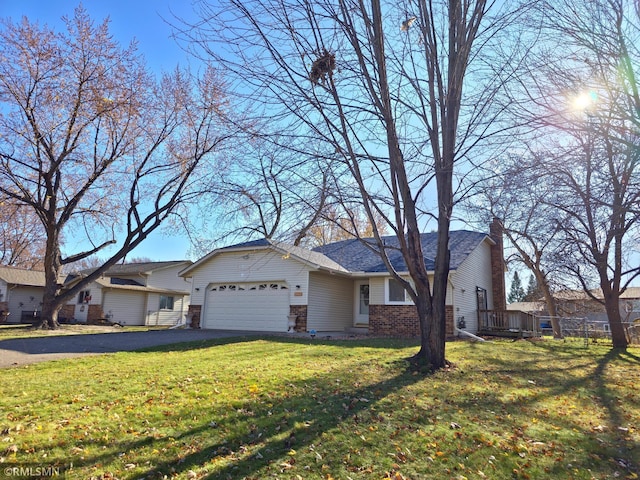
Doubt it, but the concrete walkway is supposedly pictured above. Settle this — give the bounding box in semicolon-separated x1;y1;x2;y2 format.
0;329;265;368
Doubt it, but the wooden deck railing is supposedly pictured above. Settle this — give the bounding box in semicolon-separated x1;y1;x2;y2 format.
478;310;540;336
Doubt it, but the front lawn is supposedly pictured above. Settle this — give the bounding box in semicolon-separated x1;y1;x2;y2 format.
0;337;638;479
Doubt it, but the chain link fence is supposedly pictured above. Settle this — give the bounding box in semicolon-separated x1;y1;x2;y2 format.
537;316;640;347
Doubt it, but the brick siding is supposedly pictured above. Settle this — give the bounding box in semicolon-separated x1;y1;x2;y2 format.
86;304;106;324
369;304;455;338
490;217;507;311
0;301;8;322
188;305;202;329
289;305;307;332
59;304;75;322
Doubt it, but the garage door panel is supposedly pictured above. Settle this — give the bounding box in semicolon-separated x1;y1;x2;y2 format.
204;282;290;332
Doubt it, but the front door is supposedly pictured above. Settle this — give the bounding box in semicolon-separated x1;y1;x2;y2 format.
354;281;370;325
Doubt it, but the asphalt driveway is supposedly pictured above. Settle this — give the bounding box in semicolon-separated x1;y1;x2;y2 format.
0;329;264;368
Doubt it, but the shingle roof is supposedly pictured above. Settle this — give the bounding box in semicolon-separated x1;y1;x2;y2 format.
217;238;349;273
78;260;191;277
94;277;190;295
212;230;491;275
0;266;46;287
312;230;491;272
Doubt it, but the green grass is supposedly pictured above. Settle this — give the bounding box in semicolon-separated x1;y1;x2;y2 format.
0;337;638;480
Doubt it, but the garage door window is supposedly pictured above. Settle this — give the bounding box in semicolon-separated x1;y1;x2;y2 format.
210;283;289;292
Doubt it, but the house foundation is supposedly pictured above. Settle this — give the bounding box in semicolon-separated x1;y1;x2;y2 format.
369;304;454;337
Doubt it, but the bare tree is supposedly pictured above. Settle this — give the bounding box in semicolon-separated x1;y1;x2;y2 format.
178;0;521;368
0;7;230;328
0;202;45;269
541;123;638;348
469;154;571;338
190;136;335;251
504;0;640;348
303;203;390;247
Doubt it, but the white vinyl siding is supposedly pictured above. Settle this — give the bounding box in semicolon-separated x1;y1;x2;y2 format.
450;239;494;333
6;287;44;323
188;250;310;307
147;265;192;292
203;281;290;331
145;293;187;326
103;290;146;326
369;277;385;305
307;272;353;331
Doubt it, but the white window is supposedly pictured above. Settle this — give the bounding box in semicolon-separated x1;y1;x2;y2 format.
78;290;91;304
159;295;174;310
386;278;411;304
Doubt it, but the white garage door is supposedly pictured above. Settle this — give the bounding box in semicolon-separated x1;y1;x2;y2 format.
103;291;146;326
203;282;290;332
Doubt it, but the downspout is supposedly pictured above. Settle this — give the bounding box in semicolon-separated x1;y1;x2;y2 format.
455;327;487;342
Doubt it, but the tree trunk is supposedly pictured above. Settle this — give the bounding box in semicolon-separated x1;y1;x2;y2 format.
370;0;445;370
414;293;434;367
538;275;562;338
38;295;61;329
34;220;63;330
430;247;449;369
604;292;628;349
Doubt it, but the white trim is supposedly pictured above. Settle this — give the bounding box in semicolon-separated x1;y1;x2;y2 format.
354;280;370;325
384;277;414;305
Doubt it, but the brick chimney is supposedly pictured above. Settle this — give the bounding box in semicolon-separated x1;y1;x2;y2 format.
489;218;507;311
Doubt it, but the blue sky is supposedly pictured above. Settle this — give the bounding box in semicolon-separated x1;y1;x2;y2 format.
1;0;194;72
1;0;200;261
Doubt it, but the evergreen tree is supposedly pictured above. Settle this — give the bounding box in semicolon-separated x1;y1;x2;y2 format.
523;274;540;302
508;271;526;303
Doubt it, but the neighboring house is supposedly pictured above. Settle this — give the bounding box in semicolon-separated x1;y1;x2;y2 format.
552;287;640;323
180;220;507;336
508;289;640;337
508;288;640;322
63;261;193;326
507;301;546;314
0;266;46;323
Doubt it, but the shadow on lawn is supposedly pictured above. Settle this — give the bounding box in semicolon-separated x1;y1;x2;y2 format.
474;340;640;475
46;357;420;479
591;349;640;471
